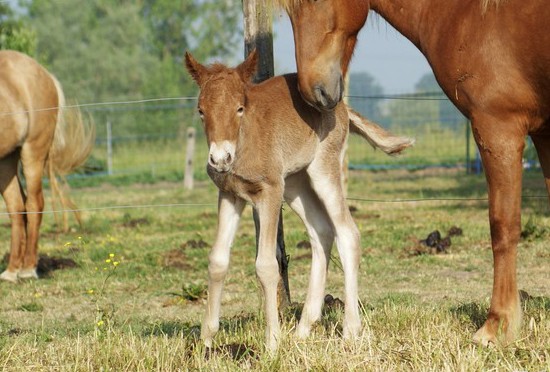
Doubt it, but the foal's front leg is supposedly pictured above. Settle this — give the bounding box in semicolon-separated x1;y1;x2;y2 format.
254;191;284;352
201;191;245;348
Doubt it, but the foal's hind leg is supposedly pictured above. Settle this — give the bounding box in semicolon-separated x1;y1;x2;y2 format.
307;162;362;339
202;191;245;348
284;173;335;339
0;152;26;283
531;133;550;199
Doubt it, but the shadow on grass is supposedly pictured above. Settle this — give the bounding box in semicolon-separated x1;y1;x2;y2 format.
141;314;259;362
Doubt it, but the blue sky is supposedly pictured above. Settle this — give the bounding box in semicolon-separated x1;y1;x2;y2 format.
272;13;433;94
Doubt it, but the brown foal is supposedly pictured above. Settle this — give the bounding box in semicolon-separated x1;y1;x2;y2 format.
185;50;413;351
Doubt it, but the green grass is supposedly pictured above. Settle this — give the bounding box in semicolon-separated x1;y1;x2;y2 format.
0;168;548;370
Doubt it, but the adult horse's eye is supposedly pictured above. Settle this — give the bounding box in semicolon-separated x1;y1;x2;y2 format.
237;106;244;116
198;108;204;118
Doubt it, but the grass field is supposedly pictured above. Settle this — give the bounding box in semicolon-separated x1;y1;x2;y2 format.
0;167;548;371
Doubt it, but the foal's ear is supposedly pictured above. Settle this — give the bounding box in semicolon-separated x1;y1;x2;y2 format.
237;49;259;82
185;51;208;86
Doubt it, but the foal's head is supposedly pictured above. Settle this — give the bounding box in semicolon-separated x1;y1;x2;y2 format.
185;51;258;173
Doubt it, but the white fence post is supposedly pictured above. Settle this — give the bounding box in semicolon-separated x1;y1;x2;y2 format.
106;120;113;175
183;126;196;190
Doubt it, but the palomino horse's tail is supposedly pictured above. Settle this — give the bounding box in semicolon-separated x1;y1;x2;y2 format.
46;74;95;231
347;105;414;155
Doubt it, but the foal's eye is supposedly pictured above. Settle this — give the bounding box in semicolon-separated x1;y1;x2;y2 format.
237;106;244;116
197;108;204;118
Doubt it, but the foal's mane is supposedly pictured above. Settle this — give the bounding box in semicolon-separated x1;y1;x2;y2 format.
275;0;506;13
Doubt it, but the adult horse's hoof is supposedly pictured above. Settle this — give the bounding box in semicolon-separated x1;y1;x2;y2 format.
472;324;498;347
18;268;38;280
0;270;19;283
473;310;521;347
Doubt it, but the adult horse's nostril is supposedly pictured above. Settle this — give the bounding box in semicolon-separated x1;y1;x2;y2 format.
314;85;329;107
313;84;339;111
225;152;232;165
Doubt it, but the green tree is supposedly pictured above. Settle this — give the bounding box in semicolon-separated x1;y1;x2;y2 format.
21;0;243;138
414;73;464;128
347;71;385;124
0;3;36;55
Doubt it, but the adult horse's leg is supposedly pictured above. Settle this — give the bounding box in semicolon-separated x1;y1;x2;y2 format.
307;159;361;339
255;188;284;352
18;143;50;279
201;191;245;348
471;117;526;346
284;173;335;339
0;152;26;283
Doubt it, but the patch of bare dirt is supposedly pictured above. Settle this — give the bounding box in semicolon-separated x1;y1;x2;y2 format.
162;249;191;270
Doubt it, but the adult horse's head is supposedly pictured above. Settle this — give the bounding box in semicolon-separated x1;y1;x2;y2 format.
280;0;369;111
185;51;258;173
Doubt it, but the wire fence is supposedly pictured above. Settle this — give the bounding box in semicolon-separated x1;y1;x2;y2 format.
1;91;545;218
75;91;489;182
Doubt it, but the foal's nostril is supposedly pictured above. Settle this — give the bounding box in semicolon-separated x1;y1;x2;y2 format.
209;153;215;165
225;153;232;164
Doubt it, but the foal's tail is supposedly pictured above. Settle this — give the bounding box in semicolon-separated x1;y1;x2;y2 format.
46;74;95;232
347;105;414;155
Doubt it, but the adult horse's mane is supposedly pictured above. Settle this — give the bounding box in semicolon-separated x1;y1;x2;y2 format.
276;0;507;12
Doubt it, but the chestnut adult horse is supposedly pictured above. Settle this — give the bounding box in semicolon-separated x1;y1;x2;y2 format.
278;0;550;346
0;50;94;283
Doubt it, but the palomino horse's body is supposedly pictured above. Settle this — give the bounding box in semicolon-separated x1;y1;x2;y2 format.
185;51;413;351
0;50;94;283
279;0;550;345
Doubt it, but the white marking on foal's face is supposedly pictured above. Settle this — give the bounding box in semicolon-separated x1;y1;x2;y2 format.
208;140;236;173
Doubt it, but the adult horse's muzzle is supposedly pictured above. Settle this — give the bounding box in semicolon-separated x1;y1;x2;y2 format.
301;74;344;112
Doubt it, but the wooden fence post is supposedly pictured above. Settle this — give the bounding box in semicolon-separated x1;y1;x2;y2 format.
243;0;291;308
183;126;196;190
106;120;113;175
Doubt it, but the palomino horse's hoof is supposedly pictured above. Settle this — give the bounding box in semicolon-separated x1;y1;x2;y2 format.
0;270;19;283
18;268;38;280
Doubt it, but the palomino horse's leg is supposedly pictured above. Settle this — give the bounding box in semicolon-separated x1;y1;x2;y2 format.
254;188;284;352
307;161;362;340
531;134;550;198
18;143;50;279
471;118;526;346
0;151;26;283
201;191;245;348
284;173;335;339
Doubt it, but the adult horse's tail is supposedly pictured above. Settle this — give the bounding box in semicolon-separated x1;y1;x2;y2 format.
47;74;95;231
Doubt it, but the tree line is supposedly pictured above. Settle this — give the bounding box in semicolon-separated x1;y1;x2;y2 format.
1;0;464;138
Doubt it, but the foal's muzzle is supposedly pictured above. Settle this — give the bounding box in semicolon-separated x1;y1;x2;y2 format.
208;141;235;173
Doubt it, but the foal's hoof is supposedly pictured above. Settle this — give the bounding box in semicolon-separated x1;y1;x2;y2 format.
18;268;38;280
0;270;19;283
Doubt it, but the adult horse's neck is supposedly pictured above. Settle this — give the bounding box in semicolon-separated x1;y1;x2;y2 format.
369;0;429;49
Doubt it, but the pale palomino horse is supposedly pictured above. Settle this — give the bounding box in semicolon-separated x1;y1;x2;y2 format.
278;0;550;346
185;50;413;351
0;50;94;283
